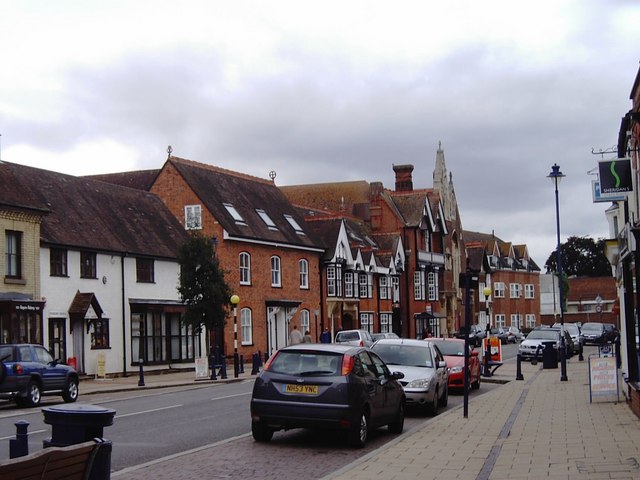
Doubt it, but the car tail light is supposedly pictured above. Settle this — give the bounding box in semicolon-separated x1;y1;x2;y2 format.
359;340;364;347
341;354;355;376
263;352;278;371
14;364;23;374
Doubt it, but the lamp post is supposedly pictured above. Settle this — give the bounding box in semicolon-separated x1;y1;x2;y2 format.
482;286;492;377
230;294;240;378
548;164;568;382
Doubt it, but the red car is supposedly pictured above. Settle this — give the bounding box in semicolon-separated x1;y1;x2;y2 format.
429;338;481;390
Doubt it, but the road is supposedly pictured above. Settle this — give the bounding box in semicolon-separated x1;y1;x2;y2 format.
0;343;518;475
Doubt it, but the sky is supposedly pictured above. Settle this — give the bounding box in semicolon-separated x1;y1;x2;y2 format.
1;0;639;267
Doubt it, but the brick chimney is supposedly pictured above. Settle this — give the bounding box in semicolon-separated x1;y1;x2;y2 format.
393;164;414;192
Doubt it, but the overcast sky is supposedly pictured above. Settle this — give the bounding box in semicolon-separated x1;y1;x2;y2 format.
1;1;639;267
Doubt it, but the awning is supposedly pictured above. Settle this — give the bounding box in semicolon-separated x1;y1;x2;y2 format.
265;299;301;308
68;291;104;320
414;312;447;320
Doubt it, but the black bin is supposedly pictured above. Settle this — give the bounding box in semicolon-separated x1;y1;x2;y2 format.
542;342;558;369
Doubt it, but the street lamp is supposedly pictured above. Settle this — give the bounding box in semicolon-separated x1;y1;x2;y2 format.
230;294;240;378
548;164;568;382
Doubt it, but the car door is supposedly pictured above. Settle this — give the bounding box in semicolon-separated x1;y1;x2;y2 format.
34;346;65;390
431;345;448;391
357;351;386;424
369;351;400;419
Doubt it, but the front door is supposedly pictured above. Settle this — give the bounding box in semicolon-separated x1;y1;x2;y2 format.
267;307;286;357
48;318;66;362
71;319;85;373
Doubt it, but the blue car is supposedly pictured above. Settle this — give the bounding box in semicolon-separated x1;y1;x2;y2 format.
0;344;79;407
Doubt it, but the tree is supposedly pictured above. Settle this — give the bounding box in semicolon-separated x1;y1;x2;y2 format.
177;233;231;344
544;236;612;277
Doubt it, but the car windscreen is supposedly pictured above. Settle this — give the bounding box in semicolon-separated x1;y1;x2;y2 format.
372;344;433;368
581;323;602;332
430;341;465;356
527;330;559;341
268;351;342;375
554;324;578;334
336;332;358;342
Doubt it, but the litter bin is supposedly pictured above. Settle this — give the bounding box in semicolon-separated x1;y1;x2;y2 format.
542;341;558;369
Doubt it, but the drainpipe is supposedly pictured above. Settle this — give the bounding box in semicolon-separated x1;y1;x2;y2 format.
121;253;127;377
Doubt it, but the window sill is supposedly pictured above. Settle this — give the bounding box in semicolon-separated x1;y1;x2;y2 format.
91;346;111;350
4;277;26;285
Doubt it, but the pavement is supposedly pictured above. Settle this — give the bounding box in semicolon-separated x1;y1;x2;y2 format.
77;353;640;480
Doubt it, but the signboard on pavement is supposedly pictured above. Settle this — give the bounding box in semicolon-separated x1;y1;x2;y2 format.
195;357;209;379
589;355;619;402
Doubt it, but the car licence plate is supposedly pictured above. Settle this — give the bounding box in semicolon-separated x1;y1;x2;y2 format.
284;384;318;395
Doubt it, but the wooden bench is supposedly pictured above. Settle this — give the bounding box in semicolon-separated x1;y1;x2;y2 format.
0;438;107;480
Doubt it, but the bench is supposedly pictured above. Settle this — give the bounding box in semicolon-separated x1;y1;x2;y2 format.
483;360;503;376
0;438;108;480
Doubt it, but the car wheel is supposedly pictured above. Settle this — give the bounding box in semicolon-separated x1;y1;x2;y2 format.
439;385;448;407
62;377;79;403
348;410;369;448
251;421;274;443
426;387;439;416
388;400;405;434
24;381;42;407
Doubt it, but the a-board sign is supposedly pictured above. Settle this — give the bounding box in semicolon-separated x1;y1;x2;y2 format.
589;355;618;402
195;357;209;379
96;353;106;379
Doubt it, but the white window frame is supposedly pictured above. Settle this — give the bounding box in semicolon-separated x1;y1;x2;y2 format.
525;314;536;328
494;314;506;328
241;308;252;345
256;209;278;230
239;252;251;285
524;284;535;299
494;282;505;298
327;266;336;296
379;276;390;300
427;271;438;301
299;259;309;289
360;312;374;333
510;314;522;329
223;203;246;225
284;214;305;235
509;283;522;298
345;272;354;297
271;256;281;287
380;313;392;333
300;309;310;334
184;205;202;230
414;271;425;300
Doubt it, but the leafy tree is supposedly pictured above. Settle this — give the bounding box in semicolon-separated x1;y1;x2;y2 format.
545;236;612;277
177;233;231;342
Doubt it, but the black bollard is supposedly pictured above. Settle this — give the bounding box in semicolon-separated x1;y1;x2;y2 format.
251;353;259;375
483;339;492;377
532;345;543;365
239;354;245;374
220;360;228;379
9;420;30;459
137;360;145;387
516;353;524;381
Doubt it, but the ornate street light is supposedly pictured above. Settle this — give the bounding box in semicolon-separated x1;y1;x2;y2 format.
230;294;240;378
548;164;568;381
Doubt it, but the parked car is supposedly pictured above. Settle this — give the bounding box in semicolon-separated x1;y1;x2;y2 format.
372;332;400;343
454;324;486;347
518;328;574;360
580;322;607;345
335;329;375;347
553;322;583;355
490;327;509;345
504;326;523;343
0;344;79;407
371;339;449;416
429;338;481;390
250;343;405;448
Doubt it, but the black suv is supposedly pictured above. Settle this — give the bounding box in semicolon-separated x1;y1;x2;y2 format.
0;344;79;407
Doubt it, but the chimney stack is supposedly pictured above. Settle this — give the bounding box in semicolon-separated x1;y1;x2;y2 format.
393;164;414;192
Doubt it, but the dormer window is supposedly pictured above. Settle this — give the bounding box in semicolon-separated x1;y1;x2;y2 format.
184;205;202;230
224;203;246;226
284;214;305;235
256;209;278;230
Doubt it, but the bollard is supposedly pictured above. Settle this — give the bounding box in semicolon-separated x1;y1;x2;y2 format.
42;404;116;480
251;353;259;375
9;420;30;459
578;344;584;362
239;354;245;374
138;360;145;387
516;353;524;381
483;340;492;377
531;344;543;365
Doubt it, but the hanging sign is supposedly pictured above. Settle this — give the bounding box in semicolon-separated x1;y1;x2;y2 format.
598;158;632;195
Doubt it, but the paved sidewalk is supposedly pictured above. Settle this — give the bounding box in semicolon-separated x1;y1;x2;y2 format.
82;356;640;479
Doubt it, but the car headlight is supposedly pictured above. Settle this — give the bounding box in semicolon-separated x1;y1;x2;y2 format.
406;378;431;389
450;366;463;373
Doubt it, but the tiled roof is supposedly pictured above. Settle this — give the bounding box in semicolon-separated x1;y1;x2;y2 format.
281;181;371;216
0;161;188;258
387;190;431;226
168;157;321;250
86;169;160;191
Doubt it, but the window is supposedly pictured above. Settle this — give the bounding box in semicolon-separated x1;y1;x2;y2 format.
300;310;310;335
360;312;374;333
184;205;202;230
379;276;391;300
80;251;97;279
359;273;372;298
299;259;309;289
345;272;354;297
494;314;506;328
525;314;536;328
380;313;392;333
494;282;505;298
271;256;281;287
223;203;246;225
510;314;522;329
525;284;535;299
284;214;305;235
131;312;201;364
327;266;336;296
414;271;425;300
509;283;522;298
239;252;251;285
91;319;110;348
392;276;399;302
136;258;155;283
256;209;278;230
5;231;22;278
50;248;68;277
427;271;438;301
241;308;253;345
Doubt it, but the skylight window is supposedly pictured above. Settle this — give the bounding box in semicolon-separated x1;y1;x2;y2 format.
256;209;278;230
284;214;305;235
224;203;246;225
